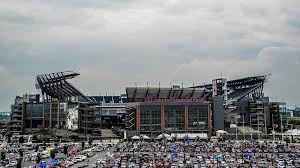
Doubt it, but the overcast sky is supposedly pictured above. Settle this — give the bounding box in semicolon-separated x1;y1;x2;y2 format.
0;0;300;111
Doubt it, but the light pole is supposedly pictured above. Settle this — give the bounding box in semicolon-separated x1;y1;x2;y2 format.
257;114;260;141
235;113;238;142
242;113;245;142
272;114;275;143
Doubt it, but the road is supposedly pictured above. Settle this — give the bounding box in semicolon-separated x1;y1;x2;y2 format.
22;153;65;168
76;146;114;168
20;145;114;168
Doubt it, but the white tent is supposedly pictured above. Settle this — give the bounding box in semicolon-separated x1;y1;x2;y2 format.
285;129;300;136
141;135;150;139
216;130;227;134
131;135;140;140
167;137;173;141
216;130;228;137
171;133;208;139
157;133;171;139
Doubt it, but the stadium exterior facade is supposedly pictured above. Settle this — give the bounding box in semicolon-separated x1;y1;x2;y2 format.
125;87;212;136
7;71;288;137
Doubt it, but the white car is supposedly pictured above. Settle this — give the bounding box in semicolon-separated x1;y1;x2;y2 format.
179;161;185;167
75;155;86;162
65;161;74;167
5;161;17;167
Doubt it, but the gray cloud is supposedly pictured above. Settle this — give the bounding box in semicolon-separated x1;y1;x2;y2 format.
0;0;299;110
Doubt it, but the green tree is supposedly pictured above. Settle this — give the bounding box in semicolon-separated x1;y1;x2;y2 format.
16;158;22;168
81;141;85;150
50;149;56;159
18;136;25;143
19;150;23;159
288;119;300;125
1;151;5;161
7;135;11;143
63;146;68;157
32;135;38;142
36;153;41;164
35;145;39;152
88;139;92;147
42;141;47;151
284;137;290;143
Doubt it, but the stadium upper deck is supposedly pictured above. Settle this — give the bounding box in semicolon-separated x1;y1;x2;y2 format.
36;71;91;102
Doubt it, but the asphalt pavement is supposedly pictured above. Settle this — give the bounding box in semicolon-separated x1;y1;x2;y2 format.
76;146;114;168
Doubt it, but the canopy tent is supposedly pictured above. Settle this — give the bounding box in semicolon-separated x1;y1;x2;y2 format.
215;154;224;160
50;159;59;165
141;135;150;139
39;161;48;168
170;145;177;149
244;153;253;158
186;139;193;144
216;130;227;134
285;129;300;136
167;137;172;141
170;153;177;158
157;133;171;139
131;135;140;140
171;133;208;139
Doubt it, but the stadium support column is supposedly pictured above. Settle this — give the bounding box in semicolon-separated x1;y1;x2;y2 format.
213;96;224;131
42;103;45;128
136;105;140;134
208;104;212;137
185;105;188;131
49;101;52;129
161;105;165;131
57;101;60;129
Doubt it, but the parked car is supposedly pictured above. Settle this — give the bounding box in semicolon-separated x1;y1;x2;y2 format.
5;160;17;167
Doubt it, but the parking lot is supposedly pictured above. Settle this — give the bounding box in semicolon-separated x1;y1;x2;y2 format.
1;139;300;167
0;142;112;168
94;140;300;168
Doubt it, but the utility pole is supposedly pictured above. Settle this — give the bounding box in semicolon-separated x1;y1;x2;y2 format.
250;115;252;140
243;113;245;142
30;104;33;134
235;113;238;142
257;114;260;141
280;115;283;141
272;113;275;143
264;112;267;137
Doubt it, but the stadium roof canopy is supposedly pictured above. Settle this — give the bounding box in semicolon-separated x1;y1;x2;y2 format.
191;75;270;104
89;96;128;104
36;71;90;102
192;75;269;90
126;87;205;102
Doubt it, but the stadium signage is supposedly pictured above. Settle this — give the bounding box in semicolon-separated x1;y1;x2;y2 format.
144;98;203;103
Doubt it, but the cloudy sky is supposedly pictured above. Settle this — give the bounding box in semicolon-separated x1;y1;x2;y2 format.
0;0;299;111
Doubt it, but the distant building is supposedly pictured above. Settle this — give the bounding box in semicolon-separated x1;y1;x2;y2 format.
0;112;10;129
286;109;294;118
0;112;10;121
294;107;300;117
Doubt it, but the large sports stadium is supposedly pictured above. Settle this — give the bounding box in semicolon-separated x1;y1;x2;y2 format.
8;71;286;137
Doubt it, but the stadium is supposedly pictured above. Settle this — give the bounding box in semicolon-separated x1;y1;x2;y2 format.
8;71;287;138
